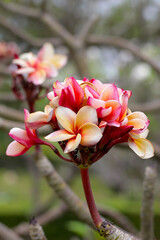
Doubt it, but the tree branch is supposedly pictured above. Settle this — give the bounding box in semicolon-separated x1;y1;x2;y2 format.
130;99;160;113
87;35;160;75
0;104;24;121
0;117;24;130
0;16;61;47
141;165;157;240
0;222;24;240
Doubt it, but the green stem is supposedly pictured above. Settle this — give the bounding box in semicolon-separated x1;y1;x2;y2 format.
80;167;102;228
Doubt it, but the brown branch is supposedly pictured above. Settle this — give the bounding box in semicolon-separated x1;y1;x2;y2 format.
99;206;138;236
0;104;24;121
0;92;18;102
0;1;76;48
0;16;61;47
29;217;47;240
141;165;157;240
0;117;24;130
0;222;24;240
14;203;67;236
87;35;160;75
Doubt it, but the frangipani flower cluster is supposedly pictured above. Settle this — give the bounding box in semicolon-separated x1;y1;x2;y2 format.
12;43;67;85
6;77;154;167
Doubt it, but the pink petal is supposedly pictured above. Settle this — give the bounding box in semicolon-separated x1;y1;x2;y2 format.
127;118;146;133
89;79;104;94
6;141;28;156
119;91;128;121
103;100;121;122
97;107;112;118
79;122;102;146
49;96;59;108
16;67;35;75
9;128;31;147
87;97;105;109
84;85;99;99
42;63;58;78
59;85;76;111
45;129;75;142
28;70;46;85
100;84;119;101
64;134;81;153
55;107;76;133
75;106;98;130
38;43;54;61
127;111;148;122
47;91;55;100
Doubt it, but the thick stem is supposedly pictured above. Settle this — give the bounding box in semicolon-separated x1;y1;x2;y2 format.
80;167;102;228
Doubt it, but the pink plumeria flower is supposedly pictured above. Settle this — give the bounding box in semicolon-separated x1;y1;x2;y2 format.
12;43;67;85
6;109;41;156
45;106;102;153
128;129;154;159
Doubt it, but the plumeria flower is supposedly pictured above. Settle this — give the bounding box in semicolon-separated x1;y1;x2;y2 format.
45;106;102;153
128;129;154;159
12;43;67;85
6;110;42;156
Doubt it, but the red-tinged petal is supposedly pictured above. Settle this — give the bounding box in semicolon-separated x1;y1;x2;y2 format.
75;106;98;130
45;129;75;142
27;111;48;129
24;109;36;137
89;79;104;94
87;97;105;109
84;85;99;99
97;107;112;118
55;106;76;133
103;100;121;122
59;85;76;111
117;88;132;99
28;70;46;85
119;91;128;121
100;84;119;101
99;121;107;128
64;134;81;153
128;138;154;159
79;122;102;146
66;77;84;110
38;43;55;61
6;141;29;156
9;128;32;148
107;121;120;127
51;55;67;69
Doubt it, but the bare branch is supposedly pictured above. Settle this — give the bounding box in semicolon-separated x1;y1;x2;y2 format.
0;104;24;121
87;35;160;75
0;117;24;130
0;222;24;240
0;1;40;18
141;165;157;240
29;217;47;240
79;15;99;43
0;16;61;47
99;206;138;236
0;1;76;48
0;92;18;102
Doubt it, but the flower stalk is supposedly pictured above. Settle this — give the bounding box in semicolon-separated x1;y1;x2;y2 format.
80;167;102;228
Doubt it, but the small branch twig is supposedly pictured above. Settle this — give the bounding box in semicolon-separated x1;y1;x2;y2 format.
0;104;24;121
29;217;47;240
0;222;24;240
0;117;24;130
141;165;157;240
87;35;160;76
130;99;160;113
